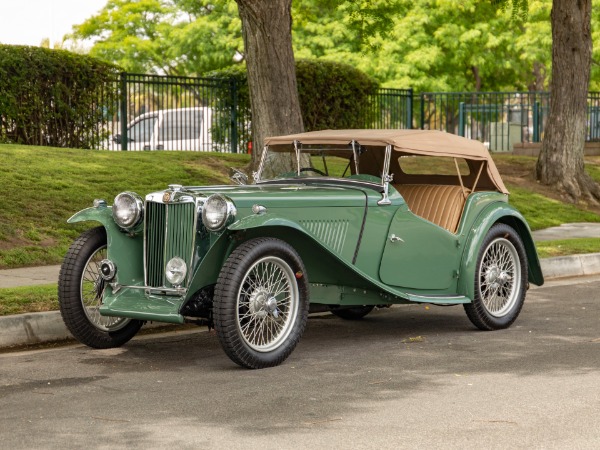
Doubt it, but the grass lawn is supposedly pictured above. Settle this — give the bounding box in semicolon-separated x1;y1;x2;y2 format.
0;144;249;269
535;238;600;259
0;284;57;316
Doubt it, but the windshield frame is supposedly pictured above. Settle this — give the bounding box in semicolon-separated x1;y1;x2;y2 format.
254;139;393;203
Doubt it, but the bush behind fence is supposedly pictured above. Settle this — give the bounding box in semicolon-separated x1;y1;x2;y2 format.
1;48;599;153
0;45;120;148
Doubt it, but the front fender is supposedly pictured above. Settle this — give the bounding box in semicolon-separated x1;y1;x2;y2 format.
68;206;144;286
458;202;544;301
68;206;114;227
228;213;306;233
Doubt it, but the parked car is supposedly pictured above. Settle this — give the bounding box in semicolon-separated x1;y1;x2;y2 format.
59;129;544;369
107;107;213;151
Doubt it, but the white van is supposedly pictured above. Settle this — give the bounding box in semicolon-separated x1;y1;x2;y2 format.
109;107;214;151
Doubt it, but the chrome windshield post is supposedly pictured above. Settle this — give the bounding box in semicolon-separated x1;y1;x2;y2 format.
351;140;360;174
253;145;269;183
293;140;301;176
377;144;393;205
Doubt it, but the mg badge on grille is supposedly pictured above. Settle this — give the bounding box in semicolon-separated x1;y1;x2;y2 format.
163;192;171;203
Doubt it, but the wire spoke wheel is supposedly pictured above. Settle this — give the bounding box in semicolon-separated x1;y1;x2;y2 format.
479;238;521;318
464;224;528;331
237;256;299;352
81;245;129;332
214;238;309;369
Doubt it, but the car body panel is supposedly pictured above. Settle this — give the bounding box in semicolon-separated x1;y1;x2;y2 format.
380;207;460;289
68;130;544;326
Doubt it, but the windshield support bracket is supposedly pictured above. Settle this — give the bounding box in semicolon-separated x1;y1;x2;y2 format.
377;144;393;205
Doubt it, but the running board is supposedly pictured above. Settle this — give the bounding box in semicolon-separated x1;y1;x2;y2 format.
404;293;471;305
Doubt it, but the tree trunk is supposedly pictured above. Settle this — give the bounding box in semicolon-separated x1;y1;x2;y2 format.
535;0;600;203
235;0;304;177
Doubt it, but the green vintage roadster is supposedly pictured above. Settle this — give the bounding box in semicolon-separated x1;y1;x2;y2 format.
58;129;544;368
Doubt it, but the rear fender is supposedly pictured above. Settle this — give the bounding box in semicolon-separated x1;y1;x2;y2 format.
458;203;544;301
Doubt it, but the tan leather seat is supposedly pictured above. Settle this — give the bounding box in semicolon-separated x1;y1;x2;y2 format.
395;184;467;234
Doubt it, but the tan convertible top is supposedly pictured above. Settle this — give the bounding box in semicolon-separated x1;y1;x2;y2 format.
265;129;508;194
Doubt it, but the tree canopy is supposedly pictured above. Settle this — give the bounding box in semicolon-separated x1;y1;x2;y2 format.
70;0;600;92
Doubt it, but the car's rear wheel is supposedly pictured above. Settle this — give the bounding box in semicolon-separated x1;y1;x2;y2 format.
464;223;528;330
213;238;309;369
58;227;142;348
330;305;374;320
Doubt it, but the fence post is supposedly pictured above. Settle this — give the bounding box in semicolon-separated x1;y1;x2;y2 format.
406;88;413;129
230;78;238;153
119;72;128;151
458;102;465;137
420;93;425;130
533;101;540;143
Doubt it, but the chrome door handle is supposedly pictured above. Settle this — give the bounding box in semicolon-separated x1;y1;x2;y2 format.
389;234;404;243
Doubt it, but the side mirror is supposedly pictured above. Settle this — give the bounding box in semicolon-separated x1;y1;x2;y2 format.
230;168;249;185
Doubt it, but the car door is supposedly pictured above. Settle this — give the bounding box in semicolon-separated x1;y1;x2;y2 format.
378;207;460;290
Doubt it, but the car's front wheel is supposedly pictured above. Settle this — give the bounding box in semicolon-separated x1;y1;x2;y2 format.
213;238;309;369
464;223;528;330
58;227;143;348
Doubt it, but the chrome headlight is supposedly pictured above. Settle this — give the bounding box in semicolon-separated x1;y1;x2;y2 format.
201;194;236;231
165;257;187;286
112;192;144;230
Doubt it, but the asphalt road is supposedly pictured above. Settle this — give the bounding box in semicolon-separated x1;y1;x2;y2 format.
1;276;599;449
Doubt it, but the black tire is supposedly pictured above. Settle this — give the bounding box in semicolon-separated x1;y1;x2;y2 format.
213;238;309;369
330;305;374;320
58;226;143;348
463;223;528;331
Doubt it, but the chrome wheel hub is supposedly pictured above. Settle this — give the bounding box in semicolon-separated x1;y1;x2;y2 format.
478;238;521;318
81;246;130;332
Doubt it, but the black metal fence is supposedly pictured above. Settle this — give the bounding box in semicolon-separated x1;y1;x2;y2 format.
4;69;600;153
364;88;413;130
100;74;414;153
107;73;250;153
418;91;600;151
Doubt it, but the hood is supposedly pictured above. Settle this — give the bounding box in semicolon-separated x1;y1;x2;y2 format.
181;183;367;208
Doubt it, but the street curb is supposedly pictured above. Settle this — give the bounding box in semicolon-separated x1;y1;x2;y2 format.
539;252;600;279
2;253;600;350
0;313;174;349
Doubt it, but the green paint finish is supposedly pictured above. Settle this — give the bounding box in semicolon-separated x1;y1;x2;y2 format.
403;293;469;304
380;209;459;290
65;174;543;323
309;284;409;306
185;232;233;296
67;206;145;287
187;184;367;208
457;201;544;301
99;287;185;324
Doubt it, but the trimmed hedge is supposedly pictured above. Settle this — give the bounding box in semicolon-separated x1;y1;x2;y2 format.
0;45;120;148
207;60;379;146
295;59;379;130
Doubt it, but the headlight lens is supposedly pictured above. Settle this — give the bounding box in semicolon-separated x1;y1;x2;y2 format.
112;192;143;230
202;194;235;231
165;257;187;286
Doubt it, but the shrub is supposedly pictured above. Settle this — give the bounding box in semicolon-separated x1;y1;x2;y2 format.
295;59;379;130
0;45;120;148
207;60;380;148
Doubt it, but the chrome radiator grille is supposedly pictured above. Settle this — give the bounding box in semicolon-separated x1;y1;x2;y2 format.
145;201;196;287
